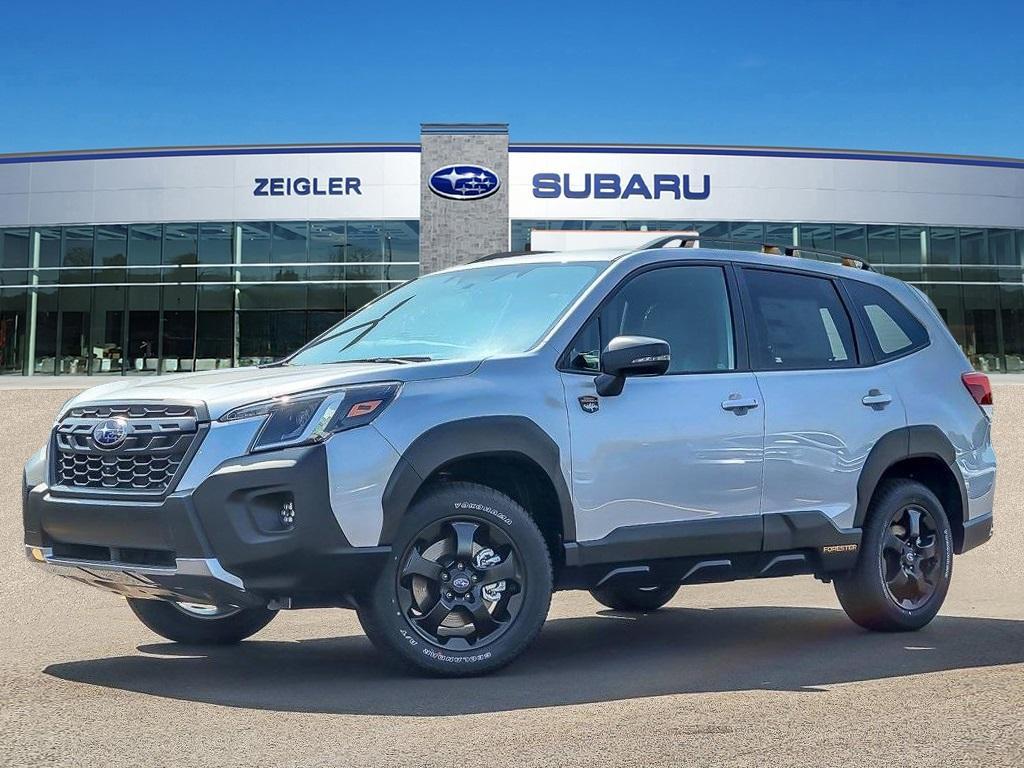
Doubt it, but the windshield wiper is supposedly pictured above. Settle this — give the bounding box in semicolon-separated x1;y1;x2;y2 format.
293;296;415;354
330;356;433;365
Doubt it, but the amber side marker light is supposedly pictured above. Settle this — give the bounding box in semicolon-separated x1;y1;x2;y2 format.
347;400;384;419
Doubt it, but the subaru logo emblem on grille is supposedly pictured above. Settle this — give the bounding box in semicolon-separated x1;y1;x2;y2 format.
92;418;129;449
428;164;501;200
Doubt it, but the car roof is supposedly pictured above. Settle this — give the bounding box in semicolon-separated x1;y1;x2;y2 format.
443;245;877;282
433;248;627;273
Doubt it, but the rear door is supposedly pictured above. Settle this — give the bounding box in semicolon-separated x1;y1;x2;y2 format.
739;267;907;531
560;262;765;547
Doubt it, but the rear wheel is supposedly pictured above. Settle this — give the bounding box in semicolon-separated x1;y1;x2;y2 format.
834;479;953;632
127;598;277;644
590;583;679;612
357;482;553;676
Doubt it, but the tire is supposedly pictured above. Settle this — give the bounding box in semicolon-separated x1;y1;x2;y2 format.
590;583;679;612
834;478;953;632
357;481;553;676
127;598;277;644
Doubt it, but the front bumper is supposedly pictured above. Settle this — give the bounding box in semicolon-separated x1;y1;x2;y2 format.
25;545;261;607
24;443;390;608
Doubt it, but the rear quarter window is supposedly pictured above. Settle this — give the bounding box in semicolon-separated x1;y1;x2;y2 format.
845;279;929;361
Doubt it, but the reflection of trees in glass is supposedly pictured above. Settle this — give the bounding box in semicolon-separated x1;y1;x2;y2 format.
60;227;94;284
345;283;383;314
274;266;302;282
272;222;308;263
347;222;382;262
238;310;309;361
199;223;233;264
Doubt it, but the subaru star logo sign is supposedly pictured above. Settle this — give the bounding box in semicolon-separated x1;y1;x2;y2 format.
428;164;501;200
92;418;130;449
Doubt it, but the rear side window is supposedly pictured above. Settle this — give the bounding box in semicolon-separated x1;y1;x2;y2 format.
845;279;929;361
743;268;857;370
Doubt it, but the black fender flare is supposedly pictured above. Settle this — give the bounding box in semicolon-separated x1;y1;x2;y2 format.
379;416;576;544
855;425;967;528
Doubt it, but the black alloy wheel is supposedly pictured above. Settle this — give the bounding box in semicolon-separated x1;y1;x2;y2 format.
357;481;552;676
834;478;953;632
880;503;941;610
398;518;525;650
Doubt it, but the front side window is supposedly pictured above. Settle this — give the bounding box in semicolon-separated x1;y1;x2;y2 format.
565;265;736;374
743;268;856;370
287;261;603;365
845;279;929;361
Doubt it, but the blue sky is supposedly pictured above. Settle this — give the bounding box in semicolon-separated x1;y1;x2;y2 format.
1;0;1021;156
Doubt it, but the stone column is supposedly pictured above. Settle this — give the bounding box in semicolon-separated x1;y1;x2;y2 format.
419;123;509;274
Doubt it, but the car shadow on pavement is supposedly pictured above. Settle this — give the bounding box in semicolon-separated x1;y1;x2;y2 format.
44;605;1024;716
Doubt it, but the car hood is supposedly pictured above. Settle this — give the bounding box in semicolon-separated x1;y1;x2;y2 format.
61;359;481;420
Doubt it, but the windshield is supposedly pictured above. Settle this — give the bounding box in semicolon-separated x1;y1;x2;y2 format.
286;260;604;366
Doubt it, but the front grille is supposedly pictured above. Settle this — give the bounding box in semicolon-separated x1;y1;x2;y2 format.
52;403;201;495
66;403;195;420
56;451;186;491
50;542;176;567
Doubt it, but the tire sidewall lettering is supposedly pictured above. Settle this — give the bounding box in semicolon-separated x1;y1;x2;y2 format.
420;647;493;664
941;526;953;580
398;628;419;647
453;500;514;527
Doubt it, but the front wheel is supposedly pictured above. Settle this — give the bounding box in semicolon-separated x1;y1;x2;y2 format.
127;598;277;644
590;583;680;612
357;482;553;676
834;479;953;632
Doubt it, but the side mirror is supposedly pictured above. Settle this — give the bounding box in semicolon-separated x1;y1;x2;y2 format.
595;335;671;396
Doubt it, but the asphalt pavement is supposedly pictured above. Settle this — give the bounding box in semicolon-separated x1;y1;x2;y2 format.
1;387;1021;767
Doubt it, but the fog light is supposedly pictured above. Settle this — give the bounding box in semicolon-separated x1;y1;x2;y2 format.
30;547;46;562
280;501;296;528
249;492;296;534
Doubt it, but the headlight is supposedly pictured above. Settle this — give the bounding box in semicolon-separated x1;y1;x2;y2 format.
220;382;400;452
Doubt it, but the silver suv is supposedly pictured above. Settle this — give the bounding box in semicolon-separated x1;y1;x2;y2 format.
23;245;996;675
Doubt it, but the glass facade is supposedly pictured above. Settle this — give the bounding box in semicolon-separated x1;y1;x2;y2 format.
512;220;1024;373
3;215;1022;375
0;221;418;376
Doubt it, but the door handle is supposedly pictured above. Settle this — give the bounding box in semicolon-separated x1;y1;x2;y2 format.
721;396;759;412
862;389;892;408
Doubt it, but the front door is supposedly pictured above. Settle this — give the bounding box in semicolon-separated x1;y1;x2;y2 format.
560;263;765;549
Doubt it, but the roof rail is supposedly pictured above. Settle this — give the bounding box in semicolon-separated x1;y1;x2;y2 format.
639;233;700;249
757;243;872;271
470;249;551;264
639;235;872;271
473;239;872;271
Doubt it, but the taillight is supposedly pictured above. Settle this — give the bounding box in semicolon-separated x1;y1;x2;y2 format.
962;371;993;419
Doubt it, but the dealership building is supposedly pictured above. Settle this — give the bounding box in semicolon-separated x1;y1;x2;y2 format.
0;122;1022;377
